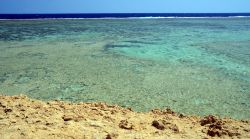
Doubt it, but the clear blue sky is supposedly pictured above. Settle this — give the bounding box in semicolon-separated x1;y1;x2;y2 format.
0;0;250;14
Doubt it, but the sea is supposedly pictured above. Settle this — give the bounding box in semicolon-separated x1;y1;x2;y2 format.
0;13;249;119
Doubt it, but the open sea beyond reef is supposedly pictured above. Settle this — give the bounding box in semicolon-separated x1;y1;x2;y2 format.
0;16;249;119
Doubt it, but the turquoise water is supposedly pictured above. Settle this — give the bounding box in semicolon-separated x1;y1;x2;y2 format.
0;18;249;119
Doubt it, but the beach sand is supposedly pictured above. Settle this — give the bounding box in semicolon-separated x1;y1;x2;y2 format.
0;95;249;139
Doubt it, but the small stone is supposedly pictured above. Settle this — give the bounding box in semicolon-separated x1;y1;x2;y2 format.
152;120;165;130
20;109;25;111
241;120;249;123
151;109;162;115
165;108;176;115
4;108;12;113
207;129;221;137
105;133;118;139
170;124;179;133
62;115;73;121
0;102;6;108
200;115;217;126
201;129;207;133
127;107;133;111
244;129;250;132
106;134;112;139
179;113;185;118
10;119;17;123
119;120;133;130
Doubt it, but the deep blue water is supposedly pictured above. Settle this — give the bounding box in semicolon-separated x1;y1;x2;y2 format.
1;13;250;19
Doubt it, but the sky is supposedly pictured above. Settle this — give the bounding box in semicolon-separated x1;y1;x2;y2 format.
0;0;250;14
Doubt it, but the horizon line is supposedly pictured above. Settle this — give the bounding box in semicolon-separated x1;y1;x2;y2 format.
1;12;250;14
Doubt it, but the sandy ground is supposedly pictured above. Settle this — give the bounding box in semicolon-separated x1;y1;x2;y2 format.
0;95;249;139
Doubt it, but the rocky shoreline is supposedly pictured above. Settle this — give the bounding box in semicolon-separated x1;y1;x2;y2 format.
0;95;249;139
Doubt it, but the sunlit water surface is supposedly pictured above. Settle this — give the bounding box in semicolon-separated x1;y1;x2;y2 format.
0;18;249;119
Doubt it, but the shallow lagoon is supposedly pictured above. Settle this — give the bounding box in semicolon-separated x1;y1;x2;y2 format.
0;18;249;119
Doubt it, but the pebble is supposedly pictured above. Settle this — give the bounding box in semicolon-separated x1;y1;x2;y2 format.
119;120;133;130
62;115;73;121
152;120;165;130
